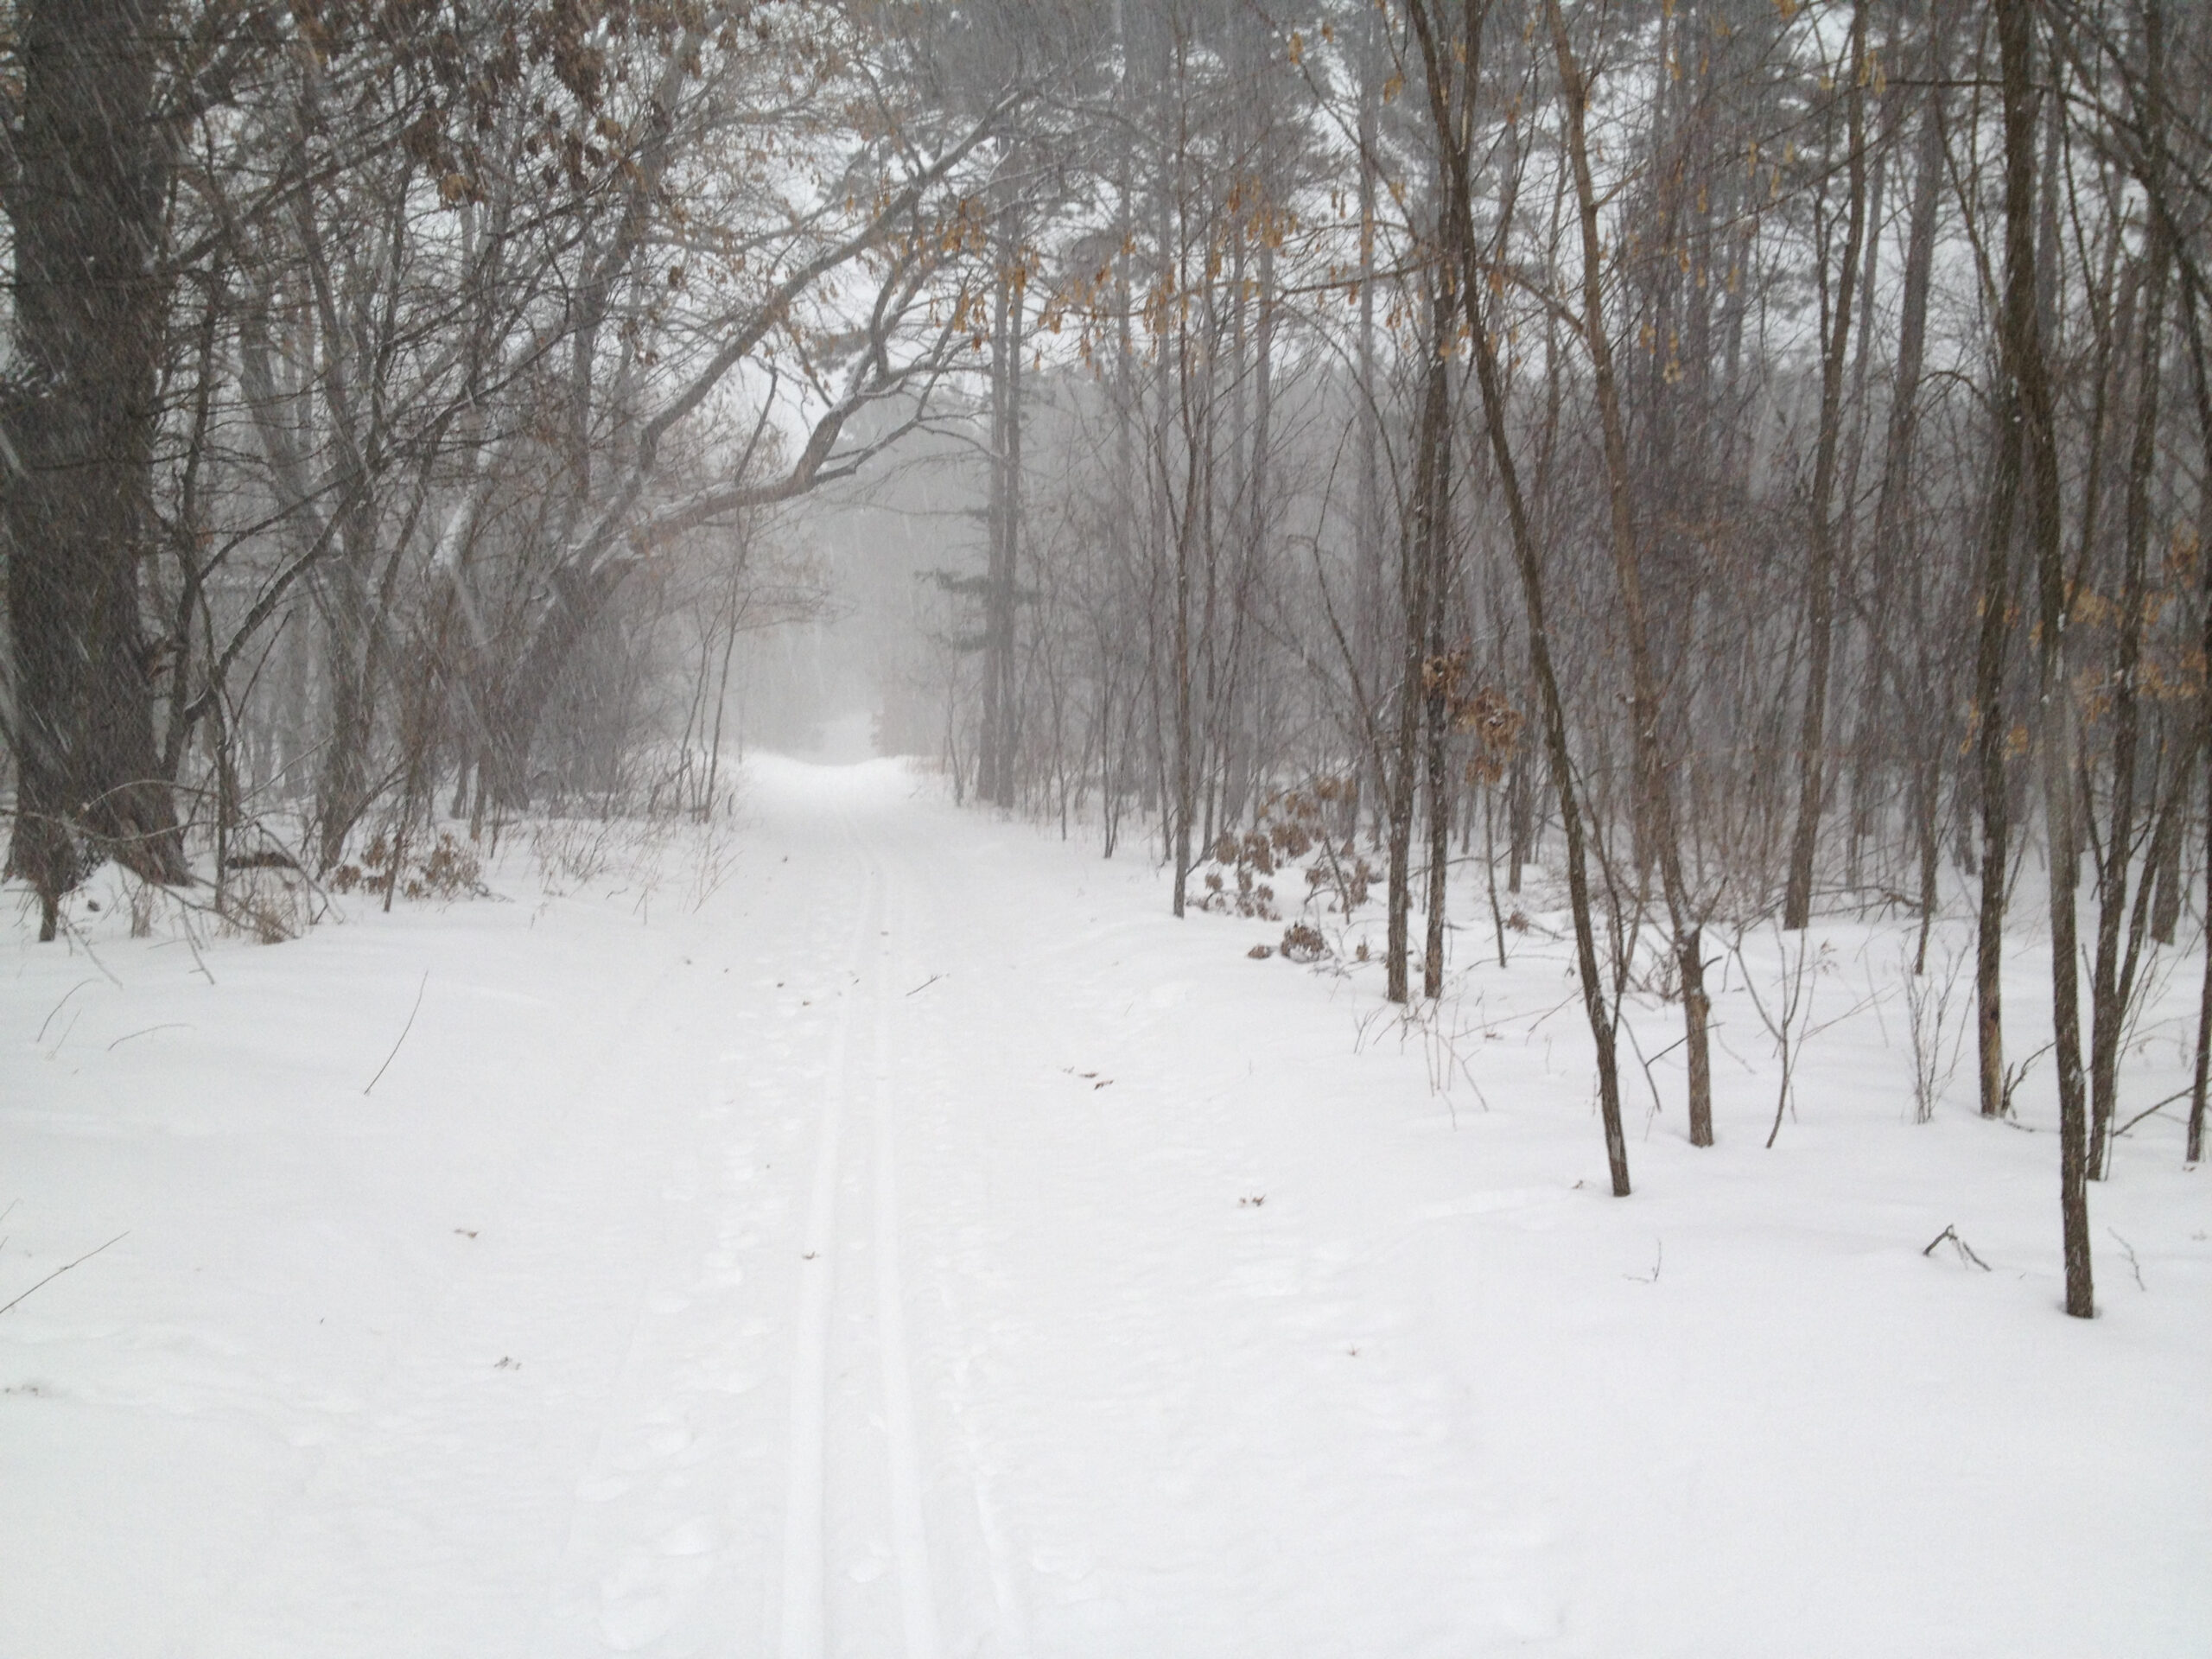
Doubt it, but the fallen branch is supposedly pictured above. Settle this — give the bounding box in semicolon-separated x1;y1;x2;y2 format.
0;1231;130;1317
35;979;99;1045
364;971;429;1096
2111;1088;2190;1141
107;1023;192;1052
2107;1228;2145;1291
1922;1224;1991;1270
1623;1238;1663;1284
58;914;127;988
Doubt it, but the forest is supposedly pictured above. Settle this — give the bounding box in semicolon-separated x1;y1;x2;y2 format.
5;0;2211;1338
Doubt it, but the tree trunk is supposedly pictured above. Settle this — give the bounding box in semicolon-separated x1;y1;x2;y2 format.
480;561;633;815
3;0;189;937
1998;0;2093;1318
2087;0;2171;1181
1972;130;2026;1123
1422;436;1454;1004
1407;0;1630;1193
1783;1;1870;931
1389;318;1452;1003
1547;0;1713;1147
981;193;1024;807
1874;0;1953;972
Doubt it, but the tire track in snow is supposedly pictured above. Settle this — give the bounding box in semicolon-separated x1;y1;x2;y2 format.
779;814;943;1659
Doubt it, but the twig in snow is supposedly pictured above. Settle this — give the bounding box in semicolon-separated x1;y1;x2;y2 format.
1902;938;1969;1123
1617;1015;1681;1131
1351;1001;1393;1052
107;1023;191;1052
57;913;125;988
1624;1239;1663;1283
904;974;943;997
1999;1042;2053;1120
1521;986;1582;1036
2107;1228;2145;1291
1732;922;1822;1149
1921;1224;1991;1270
0;1231;129;1317
2111;1088;2190;1141
364;971;429;1096
35;979;99;1045
175;906;217;986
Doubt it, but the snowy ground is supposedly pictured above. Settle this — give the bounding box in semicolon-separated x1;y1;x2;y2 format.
3;755;2207;1658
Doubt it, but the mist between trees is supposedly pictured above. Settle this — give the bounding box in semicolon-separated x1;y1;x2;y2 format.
3;0;2207;1314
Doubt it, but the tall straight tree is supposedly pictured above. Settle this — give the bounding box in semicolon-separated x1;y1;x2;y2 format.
2082;0;2175;1182
1545;0;1714;1149
1406;0;1631;1195
1783;0;1871;931
1867;0;1955;969
3;0;191;938
980;166;1027;807
1386;265;1456;1003
1995;0;2092;1319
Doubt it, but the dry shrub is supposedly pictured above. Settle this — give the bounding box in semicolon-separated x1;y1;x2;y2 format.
1344;859;1373;910
1192;838;1280;920
217;866;316;943
1280;922;1328;963
1904;938;1969;1123
329;829;486;901
526;815;671;893
1423;648;1526;786
1199;887;1277;921
1188;781;1380;923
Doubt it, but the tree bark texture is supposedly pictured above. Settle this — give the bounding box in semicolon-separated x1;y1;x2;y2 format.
3;0;190;937
1997;0;2093;1319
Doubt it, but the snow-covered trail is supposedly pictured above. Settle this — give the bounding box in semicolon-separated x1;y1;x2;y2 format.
3;755;2209;1658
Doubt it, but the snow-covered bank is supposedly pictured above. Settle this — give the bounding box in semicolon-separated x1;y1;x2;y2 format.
3;756;2207;1657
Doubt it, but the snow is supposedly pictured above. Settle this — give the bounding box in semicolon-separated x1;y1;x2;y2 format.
3;755;2207;1657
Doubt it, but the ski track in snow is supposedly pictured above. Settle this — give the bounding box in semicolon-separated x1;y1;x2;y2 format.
774;828;876;1659
865;843;946;1659
777;817;945;1659
3;754;2209;1658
